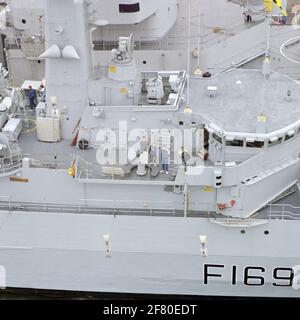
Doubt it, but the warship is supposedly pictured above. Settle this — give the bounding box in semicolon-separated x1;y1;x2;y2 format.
0;0;299;298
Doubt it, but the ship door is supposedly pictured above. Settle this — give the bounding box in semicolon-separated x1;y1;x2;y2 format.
204;128;209;160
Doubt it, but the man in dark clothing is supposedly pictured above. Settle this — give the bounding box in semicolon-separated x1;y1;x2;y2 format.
28;86;37;110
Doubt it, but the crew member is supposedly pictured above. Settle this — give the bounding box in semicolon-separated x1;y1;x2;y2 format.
28;85;37;110
160;146;170;175
179;146;187;171
39;84;46;102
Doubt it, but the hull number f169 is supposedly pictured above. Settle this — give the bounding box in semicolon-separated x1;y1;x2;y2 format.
204;264;295;287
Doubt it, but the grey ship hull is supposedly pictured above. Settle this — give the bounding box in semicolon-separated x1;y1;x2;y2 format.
0;210;300;298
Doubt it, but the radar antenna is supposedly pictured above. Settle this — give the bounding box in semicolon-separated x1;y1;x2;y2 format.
128;33;134;57
111;33;135;64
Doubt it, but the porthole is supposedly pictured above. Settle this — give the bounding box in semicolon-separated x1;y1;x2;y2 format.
21;19;27;24
264;230;270;235
240;230;246;234
179;121;184;126
143;60;147;65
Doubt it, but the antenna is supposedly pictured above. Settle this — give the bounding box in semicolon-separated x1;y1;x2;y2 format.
265;14;272;59
264;0;274;59
196;0;202;73
187;0;191;106
263;2;273;80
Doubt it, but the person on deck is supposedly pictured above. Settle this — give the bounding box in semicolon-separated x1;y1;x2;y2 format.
160;146;170;175
149;144;158;166
28;86;37;110
39;84;46;102
179;146;187;171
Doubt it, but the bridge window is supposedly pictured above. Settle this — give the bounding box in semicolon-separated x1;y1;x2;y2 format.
285;130;296;142
268;137;282;147
119;3;140;13
212;133;222;144
225;137;244;147
246;140;264;148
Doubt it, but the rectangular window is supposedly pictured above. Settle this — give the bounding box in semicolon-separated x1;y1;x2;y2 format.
285;130;296;142
212;133;222;144
119;3;140;13
226;139;244;147
268;137;282;147
285;135;293;142
246;141;264;148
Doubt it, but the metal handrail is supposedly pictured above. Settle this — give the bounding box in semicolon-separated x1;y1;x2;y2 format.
0;153;22;175
92;16;251;52
22;153;73;170
267;203;300;220
75;154;184;181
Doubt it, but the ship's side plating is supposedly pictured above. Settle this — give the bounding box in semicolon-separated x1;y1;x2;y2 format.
0;210;299;297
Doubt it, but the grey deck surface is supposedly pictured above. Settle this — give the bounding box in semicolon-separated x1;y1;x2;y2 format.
19;129;93;165
18;132;178;182
189;69;300;133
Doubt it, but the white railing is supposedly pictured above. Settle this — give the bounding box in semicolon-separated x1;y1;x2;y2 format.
267;203;300;220
79;198;178;216
0;154;22;176
92;16;251;51
20;42;45;60
0;199;206;218
0;196;11;213
76;156;94;179
4;36;20;50
5;36;45;59
75;155;182;182
23;153;72;170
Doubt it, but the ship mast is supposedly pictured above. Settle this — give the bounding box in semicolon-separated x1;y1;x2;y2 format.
195;0;202;75
264;0;274;60
262;2;272;81
186;0;191;107
265;13;272;59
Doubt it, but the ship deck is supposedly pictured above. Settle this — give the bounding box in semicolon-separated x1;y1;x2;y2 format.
189;69;300;134
18;116;213;183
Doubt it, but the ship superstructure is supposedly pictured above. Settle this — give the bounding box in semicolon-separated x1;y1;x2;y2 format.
0;0;299;297
0;0;300;85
